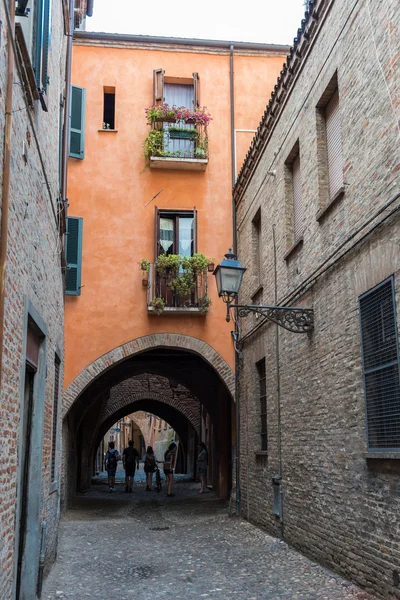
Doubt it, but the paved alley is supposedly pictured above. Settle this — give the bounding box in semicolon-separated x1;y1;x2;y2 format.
43;480;377;600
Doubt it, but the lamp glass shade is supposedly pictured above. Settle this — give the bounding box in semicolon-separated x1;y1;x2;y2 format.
214;252;246;298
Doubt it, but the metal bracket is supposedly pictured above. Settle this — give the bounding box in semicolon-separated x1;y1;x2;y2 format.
232;304;314;333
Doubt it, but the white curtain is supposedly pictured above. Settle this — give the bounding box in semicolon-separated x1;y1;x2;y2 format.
159;218;174;254
178;218;193;257
164;84;195;157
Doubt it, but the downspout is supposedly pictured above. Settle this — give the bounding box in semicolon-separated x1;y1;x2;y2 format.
273;224;284;539
230;43;241;516
36;521;47;598
61;0;74;214
0;0;15;388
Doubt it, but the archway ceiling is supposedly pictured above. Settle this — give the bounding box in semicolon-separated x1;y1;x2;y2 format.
69;348;222;427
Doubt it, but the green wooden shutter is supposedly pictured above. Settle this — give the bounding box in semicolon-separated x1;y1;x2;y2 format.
65;217;83;295
34;0;51;95
69;86;86;159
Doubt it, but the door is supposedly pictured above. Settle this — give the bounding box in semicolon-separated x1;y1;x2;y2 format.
164;83;195;157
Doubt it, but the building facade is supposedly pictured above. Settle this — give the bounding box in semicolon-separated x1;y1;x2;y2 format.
0;1;92;598
62;32;288;504
234;0;400;598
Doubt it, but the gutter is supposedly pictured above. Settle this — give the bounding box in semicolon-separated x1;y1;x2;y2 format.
0;0;15;387
73;30;290;54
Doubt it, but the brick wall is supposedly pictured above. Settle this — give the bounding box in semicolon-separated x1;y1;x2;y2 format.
0;0;67;596
235;0;400;598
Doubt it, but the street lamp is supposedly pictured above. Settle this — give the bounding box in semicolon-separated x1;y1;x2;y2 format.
213;249;314;333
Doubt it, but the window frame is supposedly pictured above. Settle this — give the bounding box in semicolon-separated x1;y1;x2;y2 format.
359;276;400;452
50;354;61;484
256;358;268;452
154;207;197;260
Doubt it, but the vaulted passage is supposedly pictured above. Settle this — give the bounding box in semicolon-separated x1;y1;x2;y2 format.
62;344;234;507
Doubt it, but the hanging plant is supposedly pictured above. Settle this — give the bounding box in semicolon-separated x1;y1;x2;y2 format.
151;296;165;315
156;254;180;276
198;295;212;315
145;104;212;128
138;258;150;273
143;129;164;160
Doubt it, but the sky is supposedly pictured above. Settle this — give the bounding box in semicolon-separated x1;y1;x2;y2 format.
86;0;306;46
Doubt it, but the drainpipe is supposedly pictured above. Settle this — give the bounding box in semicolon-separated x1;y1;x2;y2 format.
36;520;47;598
61;0;74;213
0;0;15;389
229;43;241;516
273;225;284;539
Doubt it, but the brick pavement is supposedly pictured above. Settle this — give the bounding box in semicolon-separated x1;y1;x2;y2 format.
42;482;377;600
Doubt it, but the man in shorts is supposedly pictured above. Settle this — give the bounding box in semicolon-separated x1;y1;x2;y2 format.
122;440;140;493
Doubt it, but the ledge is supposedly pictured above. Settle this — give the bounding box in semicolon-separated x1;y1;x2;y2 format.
150;156;208;171
255;451;268;457
284;236;303;261
251;284;263;300
98;129;118;132
364;452;400;460
148;306;206;315
316;187;345;222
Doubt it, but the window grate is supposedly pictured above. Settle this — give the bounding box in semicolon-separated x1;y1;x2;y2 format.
256;358;268;451
359;278;400;450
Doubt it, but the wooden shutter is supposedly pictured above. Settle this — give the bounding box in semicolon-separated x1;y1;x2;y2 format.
193;72;200;108
153;69;165;105
69;86;86;159
193;207;197;253
65;217;83;295
41;0;51;92
292;154;303;242
154;206;160;260
325;90;343;199
34;0;44;88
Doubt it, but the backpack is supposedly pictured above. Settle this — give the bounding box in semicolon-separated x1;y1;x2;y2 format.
124;447;136;465
145;454;156;472
107;450;118;469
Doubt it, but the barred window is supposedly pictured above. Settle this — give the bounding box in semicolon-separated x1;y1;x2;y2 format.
256;359;267;451
359;277;400;450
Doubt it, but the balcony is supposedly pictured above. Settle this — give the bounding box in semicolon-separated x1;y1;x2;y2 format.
144;105;210;171
146;260;211;316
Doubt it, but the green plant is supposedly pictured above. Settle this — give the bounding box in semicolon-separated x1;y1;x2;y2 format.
145;104;212;127
168;126;199;136
156;254;180;275
198;295;212;314
190;253;212;274
151;296;165;315
138;258;150;273
143;129;164;160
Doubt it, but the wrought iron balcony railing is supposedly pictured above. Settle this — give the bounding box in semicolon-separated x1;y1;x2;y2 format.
147;263;209;314
149;118;208;161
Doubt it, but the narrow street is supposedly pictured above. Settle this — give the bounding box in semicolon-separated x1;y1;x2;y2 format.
43;478;377;600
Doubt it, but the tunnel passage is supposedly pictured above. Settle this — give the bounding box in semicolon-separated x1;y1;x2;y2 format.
62;341;234;508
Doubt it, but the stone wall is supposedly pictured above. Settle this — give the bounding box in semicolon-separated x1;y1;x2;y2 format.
235;0;400;598
0;1;68;596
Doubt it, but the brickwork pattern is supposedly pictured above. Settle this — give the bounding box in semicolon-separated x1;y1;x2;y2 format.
63;333;235;416
235;0;400;598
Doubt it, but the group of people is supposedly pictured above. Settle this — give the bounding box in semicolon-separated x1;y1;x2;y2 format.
104;439;208;496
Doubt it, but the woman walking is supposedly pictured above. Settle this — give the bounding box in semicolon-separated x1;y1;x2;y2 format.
143;446;157;491
197;442;208;494
163;441;177;497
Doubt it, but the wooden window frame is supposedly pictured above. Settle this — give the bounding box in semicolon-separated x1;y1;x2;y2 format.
154;207;197;260
284;141;304;258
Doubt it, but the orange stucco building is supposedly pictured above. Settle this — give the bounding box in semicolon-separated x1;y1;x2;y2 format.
63;32;287;500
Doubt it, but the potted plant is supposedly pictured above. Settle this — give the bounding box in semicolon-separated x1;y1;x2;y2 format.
151;296;165;315
143;129;164;161
207;259;215;272
168;126;198;140
139;258;150;287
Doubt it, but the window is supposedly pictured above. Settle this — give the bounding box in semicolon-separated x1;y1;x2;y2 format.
284;141;303;252
359;277;400;450
69;86;86;159
51;355;60;482
316;74;344;215
256;358;268;451
153;69;199;107
252;209;262;286
15;0;51;108
103;86;115;129
65;216;83;295
155;209;197;258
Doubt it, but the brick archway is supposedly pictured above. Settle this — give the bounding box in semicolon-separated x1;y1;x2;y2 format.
63;333;235;416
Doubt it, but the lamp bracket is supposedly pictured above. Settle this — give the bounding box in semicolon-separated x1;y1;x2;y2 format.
233;304;314;334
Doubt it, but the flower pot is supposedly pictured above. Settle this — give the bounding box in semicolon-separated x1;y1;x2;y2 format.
142;278;148;287
168;129;197;140
208;263;215;272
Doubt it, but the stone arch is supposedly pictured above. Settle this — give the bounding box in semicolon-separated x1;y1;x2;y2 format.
63;333;235;416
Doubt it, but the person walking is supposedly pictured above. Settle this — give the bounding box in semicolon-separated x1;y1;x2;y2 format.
197;442;208;494
122;440;140;493
143;445;158;491
105;441;120;493
163;441;177;497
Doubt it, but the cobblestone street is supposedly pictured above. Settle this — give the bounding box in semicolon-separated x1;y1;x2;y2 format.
43;479;377;600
